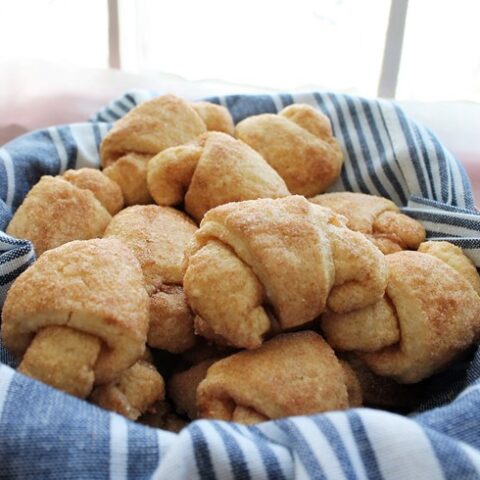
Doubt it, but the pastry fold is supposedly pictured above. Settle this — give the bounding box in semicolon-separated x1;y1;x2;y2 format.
90;359;165;420
104;205;197;353
310;192;425;254
147;132;290;222
321;241;480;383
7;176;112;256
100;95;233;205
2;238;149;395
235;104;343;196
183;196;388;349
197;332;354;423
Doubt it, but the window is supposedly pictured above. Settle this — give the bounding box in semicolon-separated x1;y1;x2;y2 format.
1;0;478;101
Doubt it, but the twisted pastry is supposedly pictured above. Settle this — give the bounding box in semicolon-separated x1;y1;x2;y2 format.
7;173;114;256
147;131;290;222
183;196;388;349
197;332;359;423
235;104;343;196
90;358;165;420
104;205;198;353
321;241;480;383
1;239;149;397
100;95;234;205
310;192;426;254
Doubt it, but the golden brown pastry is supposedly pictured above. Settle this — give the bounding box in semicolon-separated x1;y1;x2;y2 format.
1;238;149;397
321;241;480;383
62;168;124;215
100;95;207;205
6;176;111;256
147;132;290;223
309;192;426;254
183;195;388;349
192;102;235;135
235;104;343;196
197;331;354;423
90;360;165;420
168;358;218;420
104;205;197;353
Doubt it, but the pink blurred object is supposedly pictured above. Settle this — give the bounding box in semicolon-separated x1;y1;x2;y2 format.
1;60;479;206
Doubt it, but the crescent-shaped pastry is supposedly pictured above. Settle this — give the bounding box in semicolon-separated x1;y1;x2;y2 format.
235;104;343;196
321;241;480;383
1;238;149;397
309;192;425;254
7;176;111;256
183;196;387;349
197;331;357;423
100;95;234;206
147;132;290;222
104;205;198;353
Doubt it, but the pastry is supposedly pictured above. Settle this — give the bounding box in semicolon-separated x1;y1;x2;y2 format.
321;241;480;383
147;131;290;222
183;196;388;349
309;192;426;254
235;104;343;196
100;95;208;205
1;238;149;397
168;358;218;420
7;176;111;256
192;101;235;135
90;359;165;420
197;331;357;423
104;205;197;353
62;168;124;215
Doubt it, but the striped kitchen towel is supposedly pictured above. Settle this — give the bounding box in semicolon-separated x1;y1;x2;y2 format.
0;90;480;479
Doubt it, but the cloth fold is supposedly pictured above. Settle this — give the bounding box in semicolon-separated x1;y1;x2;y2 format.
1;90;479;479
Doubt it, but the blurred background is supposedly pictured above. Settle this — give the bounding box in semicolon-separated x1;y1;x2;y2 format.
1;0;479;101
0;0;479;201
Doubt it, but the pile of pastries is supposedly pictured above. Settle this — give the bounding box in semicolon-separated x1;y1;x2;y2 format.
2;95;480;430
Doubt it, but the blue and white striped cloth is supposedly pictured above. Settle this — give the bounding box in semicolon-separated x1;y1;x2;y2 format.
1;90;480;479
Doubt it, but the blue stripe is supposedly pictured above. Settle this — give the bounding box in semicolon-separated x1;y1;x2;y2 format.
92;123;103;155
204;96;221;106
124;93;138;107
57;125;79;170
347;412;383;480
104;107;121;121
402;210;480;230
0;262;34;286
313;417;358;480
344;96;392;199
225;95;278;123
115;99;132;114
277;419;327;479
361;100;407;204
313;93;354;192
0;154;9;205
0;375;110;479
127;421;160;478
394;106;429;198
413;124;438;201
189;423;216;479
279;94;294;108
425;430;478;478
212;422;251;480
235;424;287;480
327;93;370;194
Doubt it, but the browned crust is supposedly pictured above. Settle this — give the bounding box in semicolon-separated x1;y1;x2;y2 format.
6;176;111;256
1;238;149;384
